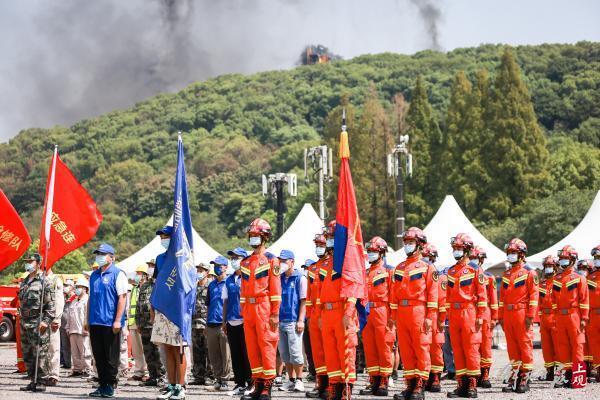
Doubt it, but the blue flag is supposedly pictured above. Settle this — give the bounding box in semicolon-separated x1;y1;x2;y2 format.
151;136;198;344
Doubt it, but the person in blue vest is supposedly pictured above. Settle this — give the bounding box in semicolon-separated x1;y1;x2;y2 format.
277;249;308;393
206;256;231;391
223;247;253;395
86;243;128;398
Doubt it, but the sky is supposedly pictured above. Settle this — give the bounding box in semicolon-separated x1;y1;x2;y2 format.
0;0;599;142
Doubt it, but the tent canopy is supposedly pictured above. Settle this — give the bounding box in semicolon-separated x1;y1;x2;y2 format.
529;190;600;265
267;203;323;265
118;216;220;274
386;195;506;270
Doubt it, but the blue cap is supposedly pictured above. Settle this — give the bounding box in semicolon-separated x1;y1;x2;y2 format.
210;255;229;266
279;249;295;260
265;251;275;260
93;243;115;255
303;259;316;267
227;247;249;258
156;226;174;236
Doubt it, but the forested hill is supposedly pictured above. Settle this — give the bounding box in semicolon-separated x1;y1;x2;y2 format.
1;42;599;277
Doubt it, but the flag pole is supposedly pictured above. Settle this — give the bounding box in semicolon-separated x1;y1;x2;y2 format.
33;144;57;390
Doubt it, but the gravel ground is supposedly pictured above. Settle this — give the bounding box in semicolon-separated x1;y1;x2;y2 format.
1;339;598;399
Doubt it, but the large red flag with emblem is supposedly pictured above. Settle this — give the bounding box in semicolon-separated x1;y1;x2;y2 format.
332;114;367;302
0;188;31;271
38;147;103;270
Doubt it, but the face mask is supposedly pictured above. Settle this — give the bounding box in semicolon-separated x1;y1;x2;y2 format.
423;257;431;264
577;270;587;276
231;259;241;270
147;267;155;277
249;236;262;247
558;259;570;267
315;247;326;257
544;267;554;274
280;262;289;273
75;288;83;296
453;250;464;260
404;244;416;255
506;253;518;264
25;263;35;273
95;255;108;267
161;238;170;250
326;238;335;248
367;252;380;263
134;275;141;284
197;272;206;281
63;286;71;294
595;259;600;268
214;266;224;276
504;262;511;271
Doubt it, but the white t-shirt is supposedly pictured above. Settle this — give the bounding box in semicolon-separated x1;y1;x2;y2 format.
115;270;128;296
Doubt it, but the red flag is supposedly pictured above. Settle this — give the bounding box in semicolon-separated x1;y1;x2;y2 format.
38;148;102;270
0;188;31;271
332;114;367;301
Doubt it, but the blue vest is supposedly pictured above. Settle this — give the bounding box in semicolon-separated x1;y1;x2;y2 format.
280;271;303;323
225;274;243;322
207;279;225;324
89;264;126;327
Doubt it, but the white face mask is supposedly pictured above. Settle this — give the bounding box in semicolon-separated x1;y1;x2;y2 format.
559;259;570;267
326;238;335;248
161;238;170;250
544;267;554;274
404;244;416;255
594;259;600;268
280;262;290;273
249;236;262;247
367;252;380;263
75;288;83;296
25;263;35;273
146;267;155;277
231;259;241;270
315;247;326;257
506;253;518;264
95;255;108;267
504;262;511;271
197;272;206;281
63;286;72;294
423;257;431;264
453;250;464;260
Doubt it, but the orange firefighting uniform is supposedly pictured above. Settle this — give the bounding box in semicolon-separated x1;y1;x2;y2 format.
498;263;538;372
431;273;447;374
390;253;438;380
307;255;328;377
446;260;487;378
539;276;560;369
480;271;498;369
551;266;589;371
317;258;358;384
362;260;393;378
588;269;600;369
240;251;282;380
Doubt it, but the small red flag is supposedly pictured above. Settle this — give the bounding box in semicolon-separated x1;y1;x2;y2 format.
38;148;103;270
0;188;31;271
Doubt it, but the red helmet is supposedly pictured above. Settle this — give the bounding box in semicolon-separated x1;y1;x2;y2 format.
422;243;438;261
558;245;578;261
542;255;558;267
366;236;388;254
505;238;527;255
313;234;326;246
577;259;593;270
451;233;474;250
324;220;336;238
591;245;600;257
247;218;272;238
470;246;487;260
401;227;427;245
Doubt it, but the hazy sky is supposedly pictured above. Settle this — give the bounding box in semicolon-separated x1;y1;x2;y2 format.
1;0;599;142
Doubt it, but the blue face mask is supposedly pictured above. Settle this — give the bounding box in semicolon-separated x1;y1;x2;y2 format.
75;288;83;296
24;263;35;273
213;265;224;276
367;252;379;263
559;259;570;267
326;238;335;248
315;247;326;257
453;250;464;260
404;244;416;255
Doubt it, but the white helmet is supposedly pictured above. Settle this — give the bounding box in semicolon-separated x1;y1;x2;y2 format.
75;277;89;289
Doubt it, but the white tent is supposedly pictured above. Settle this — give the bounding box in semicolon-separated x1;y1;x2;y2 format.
267;203;323;265
385;195;506;270
529;190;600;265
118;216;220;274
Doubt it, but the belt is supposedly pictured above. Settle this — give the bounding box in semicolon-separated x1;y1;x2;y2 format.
368;301;387;308
450;302;474;310
541;309;553;314
398;299;426;307
505;303;527;311
323;302;344;311
21;310;39;318
559;308;578;315
246;296;269;304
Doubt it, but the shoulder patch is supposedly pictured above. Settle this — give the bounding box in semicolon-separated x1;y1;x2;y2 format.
533;274;539;285
272;263;281;276
432;270;439;282
493;279;497;289
441;280;447;290
478;274;485;284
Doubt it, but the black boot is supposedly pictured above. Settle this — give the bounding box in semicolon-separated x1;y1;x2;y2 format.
258;378;273;400
409;377;425;400
242;379;263;400
20;382;35;391
479;367;491;389
395;377;414;400
447;376;466;398
375;376;389;396
465;377;477;398
425;373;434;391
359;375;378;395
541;366;554;382
306;375;327;398
340;382;352;400
429;373;441;393
502;371;516;393
515;372;530;394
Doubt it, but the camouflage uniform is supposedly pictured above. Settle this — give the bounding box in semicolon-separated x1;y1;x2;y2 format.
191;281;213;382
18;273;56;384
135;279;165;381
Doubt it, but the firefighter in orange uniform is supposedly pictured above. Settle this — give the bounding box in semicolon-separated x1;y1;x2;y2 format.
390;227;438;400
306;234;329;399
552;245;589;389
498;238;539;394
240;219;282;400
317;220;358;400
445;233;487;399
359;236;393;397
539;255;560;381
422;243;446;393
576;259;594;378
589;245;600;380
469;246;498;389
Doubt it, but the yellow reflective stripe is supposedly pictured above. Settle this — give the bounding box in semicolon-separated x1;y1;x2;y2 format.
553;281;563;287
427;302;438;308
347;297;357;303
372;272;388;282
490;304;499;310
566;278;580;287
459;273;475;282
430;365;444;372
315;366;327;373
580;304;589;309
380;367;393;373
366;366;380;372
438;306;447;312
270;296;282;301
240;297;246;303
498;302;504;307
319;268;328;277
589;280;597;288
308;271;316;279
390;303;398;310
263;369;276;376
316;299;322;305
539;288;548;294
529;301;538;306
403;369;416;375
455;369;467;375
466;369;480;376
306;301;313;306
552;304;557;309
409;267;427;276
477;302;487;307
447;275;456;283
521;364;534;370
328;370;343;378
502;277;510;284
415;370;429;378
513;274;527;284
241;267;251;275
255;265;270;275
251;367;263;373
